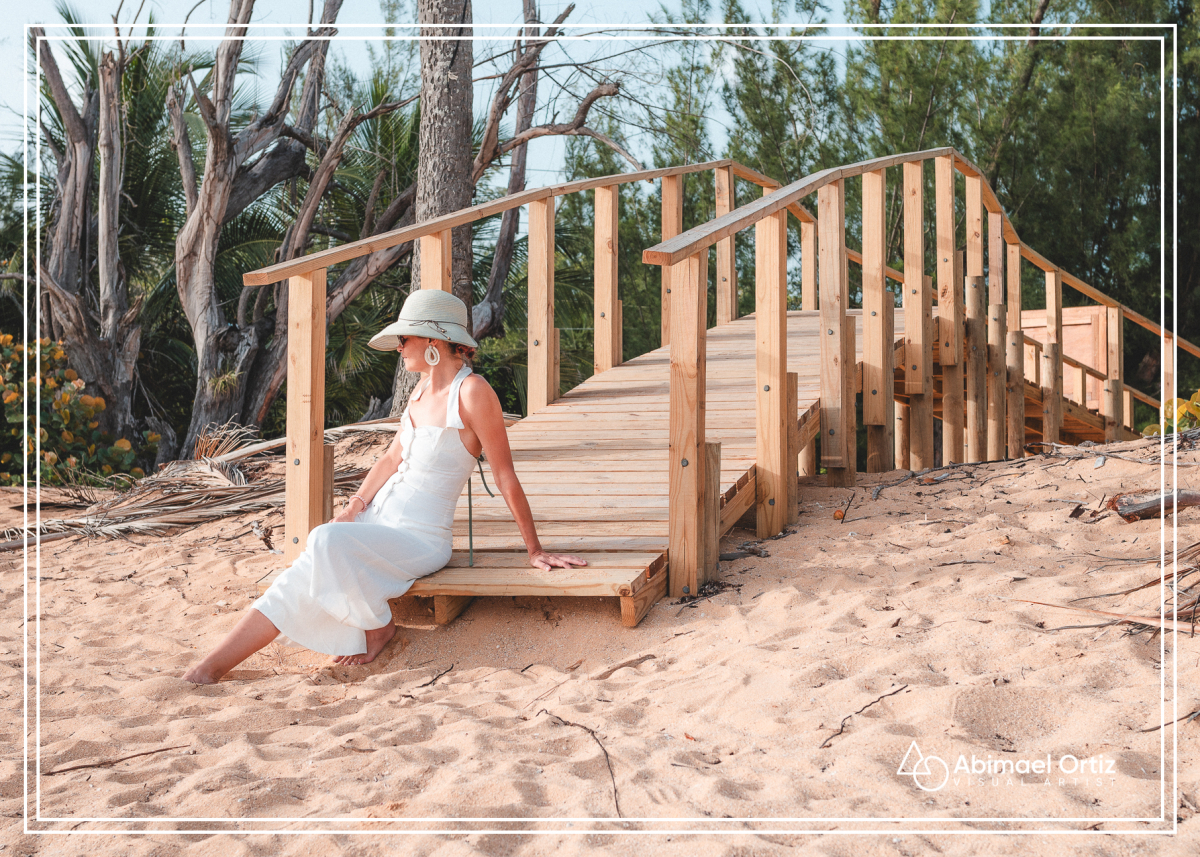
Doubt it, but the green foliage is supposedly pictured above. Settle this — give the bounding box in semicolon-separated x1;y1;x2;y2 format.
0;335;158;486
1142;391;1200;436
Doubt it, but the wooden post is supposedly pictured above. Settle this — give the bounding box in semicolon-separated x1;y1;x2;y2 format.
668;252;707;598
553;327;561;401
801;219;817;312
988;211;1005;305
284;268;327;564
419;228;452;291
1123;388;1135;431
1162;332;1176;424
616;298;623;363
987;304;1007;461
1006;242;1024;458
963;174;984;461
1006;330;1026;457
715;166;738;325
527;197;555;412
593;185;619;375
1042;269;1063;444
1042;343;1062;444
935;155;960;363
1103;306;1124;441
755;208;789;536
863;168;893;472
942;251;965;465
702;441;721;588
904;161;933;471
895;401;910;470
660;174;682;347
786;372;800;525
819;180;854;487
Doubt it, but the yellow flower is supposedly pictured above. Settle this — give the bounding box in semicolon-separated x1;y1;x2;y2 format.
78;394;94;408
87;444;95;455
88;420;98;429
2;391;16;404
59;393;70;406
113;438;132;451
130;467;144;479
94;397;106;411
61;430;74;443
44;378;57;390
0;334;10;346
64;369;77;381
43;451;57;465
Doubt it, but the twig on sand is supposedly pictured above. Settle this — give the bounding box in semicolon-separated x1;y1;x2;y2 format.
44;744;190;775
819;685;909;749
1139;709;1200;733
538;709;622;817
593;654;656;680
415;664;453;688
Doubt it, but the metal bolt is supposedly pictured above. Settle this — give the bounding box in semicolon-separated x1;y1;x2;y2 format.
682;585;690;594
294;458;300;466
943;257;948;262
600;312;606;318
722;277;728;282
666;288;672;294
872;389;878;395
870;310;877;316
829;429;836;436
768;498;775;506
912;364;917;371
972;345;978;351
534;340;539;346
827;329;834;335
292;537;299;544
681;459;689;467
764;385;770;392
912;289;917;295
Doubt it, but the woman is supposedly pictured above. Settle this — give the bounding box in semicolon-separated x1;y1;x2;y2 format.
182;291;587;684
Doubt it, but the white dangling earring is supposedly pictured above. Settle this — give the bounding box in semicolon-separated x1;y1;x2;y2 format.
424;341;441;366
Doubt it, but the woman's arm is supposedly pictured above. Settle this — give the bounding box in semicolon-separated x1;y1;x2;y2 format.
329;427;406;523
459;375;587;570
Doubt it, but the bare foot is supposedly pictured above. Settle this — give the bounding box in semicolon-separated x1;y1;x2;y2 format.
333;624;396;666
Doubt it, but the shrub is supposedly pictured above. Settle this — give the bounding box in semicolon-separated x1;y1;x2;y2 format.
0;335;158;486
1142;390;1200;437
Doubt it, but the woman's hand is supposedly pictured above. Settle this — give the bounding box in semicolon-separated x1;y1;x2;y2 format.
528;549;588;571
331;496;366;524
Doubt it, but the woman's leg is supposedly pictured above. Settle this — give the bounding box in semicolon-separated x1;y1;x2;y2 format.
332;623;396;666
182;608;280;685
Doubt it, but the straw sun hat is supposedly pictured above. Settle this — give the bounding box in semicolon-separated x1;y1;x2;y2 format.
368;289;479;352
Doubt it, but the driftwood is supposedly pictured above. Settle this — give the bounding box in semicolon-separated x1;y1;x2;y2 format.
1107;490;1200;522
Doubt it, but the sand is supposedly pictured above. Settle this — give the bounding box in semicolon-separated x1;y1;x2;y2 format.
2;431;1197;855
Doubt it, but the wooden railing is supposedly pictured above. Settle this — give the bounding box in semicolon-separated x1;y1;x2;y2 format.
243;147;1195;596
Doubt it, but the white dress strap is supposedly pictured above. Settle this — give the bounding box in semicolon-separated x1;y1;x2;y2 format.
446;365;473;430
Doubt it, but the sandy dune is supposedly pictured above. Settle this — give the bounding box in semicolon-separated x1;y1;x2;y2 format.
2;432;1196;855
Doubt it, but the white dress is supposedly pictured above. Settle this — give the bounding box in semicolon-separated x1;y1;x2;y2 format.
253;364;479;656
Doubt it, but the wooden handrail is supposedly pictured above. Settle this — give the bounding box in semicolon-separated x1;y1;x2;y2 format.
1127;384;1160;409
242;159;735;286
1061;352;1105;382
846;247;905;284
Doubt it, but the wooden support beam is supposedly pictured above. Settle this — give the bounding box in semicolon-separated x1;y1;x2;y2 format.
715;166;738;325
966;175;984;278
433;595;473;625
1006;329;1026;458
1104;306;1124;442
322;444;335;523
895;400;910;470
616;298;623;364
667;251;707;598
863;168;894;472
801;219;817;312
621;567;666;627
941;252;965;464
904;160;934;471
989;211;1005;306
1123;388;1135;431
818;180;854;486
553;327;561;402
419;228;452;291
755;208;789;536
660;174;682;347
1042;342;1063;444
1006;242;1022;325
593;184;619;375
1042;269;1063;444
1163;332;1176;423
703;441;721;587
987;304;1007;461
284;268;327;564
785;372;800;524
965;274;987;461
936;154;960;364
527;197;556;412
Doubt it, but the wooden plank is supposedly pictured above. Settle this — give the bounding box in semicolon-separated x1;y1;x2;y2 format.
1104;306;1124;441
668;251;706;598
553;327;561;403
432;595;473;625
594;184;619;374
895;400;910;470
527;196;556;412
965;274;986;461
987;304;1007;461
720;471;756;534
819;180;849;475
989;211;1005;306
419;228;452;291
785;372;800;525
756;208;789;534
701;441;721;590
621;566;667;627
715;165;738;325
801;220;817;312
902;163;929;390
661;174;683;347
284;268;327;564
322;444;334;523
966;174;984;278
1042;342;1063;444
862;168;887;426
942;254;965;464
1163;333;1175;423
935;154;960;364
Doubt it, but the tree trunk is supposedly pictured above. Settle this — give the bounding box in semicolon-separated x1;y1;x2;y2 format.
472;0;539;342
390;0;474;416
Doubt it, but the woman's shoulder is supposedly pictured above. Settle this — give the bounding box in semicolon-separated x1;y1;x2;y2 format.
459;371;500;413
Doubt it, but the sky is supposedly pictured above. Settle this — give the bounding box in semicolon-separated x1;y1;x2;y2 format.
0;0;856;186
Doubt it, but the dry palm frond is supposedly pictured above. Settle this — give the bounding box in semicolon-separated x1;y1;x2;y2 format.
192;419;259;460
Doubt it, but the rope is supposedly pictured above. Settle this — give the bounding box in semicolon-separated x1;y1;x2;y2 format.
467;456;495;567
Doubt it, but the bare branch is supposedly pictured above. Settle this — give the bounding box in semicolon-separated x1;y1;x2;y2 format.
166;86;197;213
30;28;89;146
487;82;622;172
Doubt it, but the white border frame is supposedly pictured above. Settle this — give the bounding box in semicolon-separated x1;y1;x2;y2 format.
22;19;1179;837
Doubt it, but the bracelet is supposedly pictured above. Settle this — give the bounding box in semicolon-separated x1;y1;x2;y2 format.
348;494;368;509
